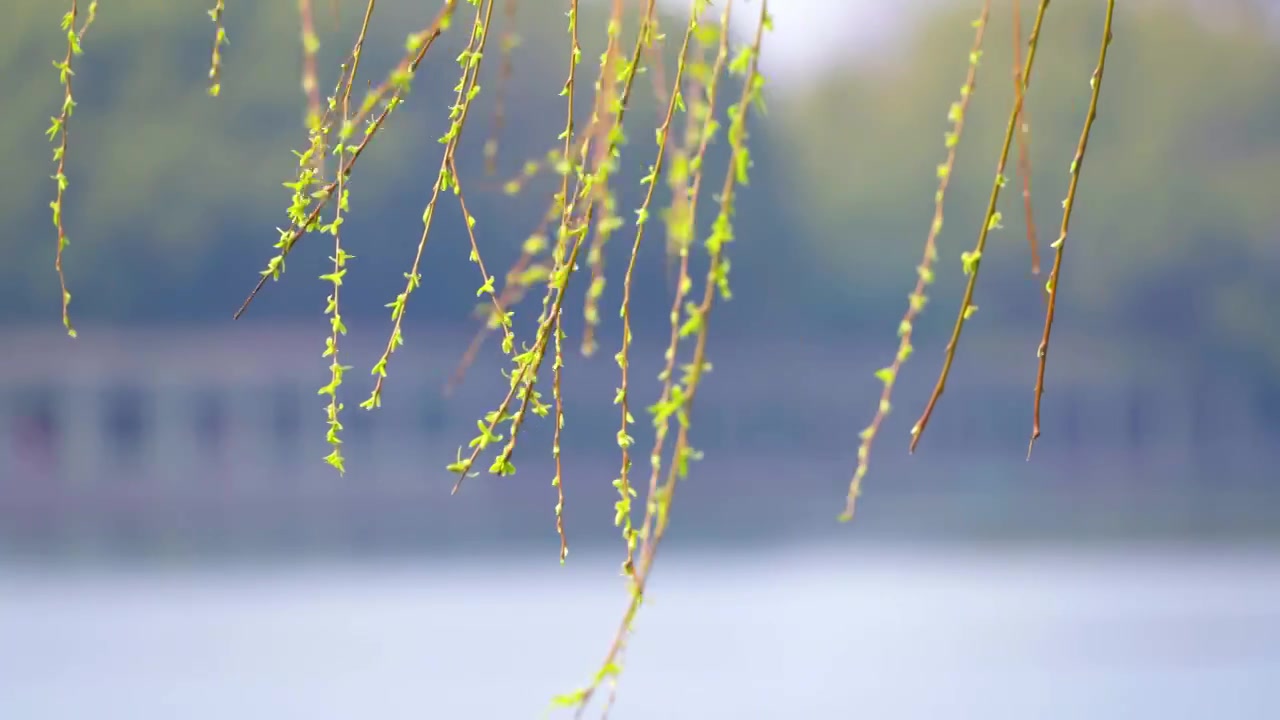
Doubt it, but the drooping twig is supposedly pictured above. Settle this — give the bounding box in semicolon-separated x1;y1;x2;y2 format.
47;0;99;339
315;0;379;474
908;0;1051;453
207;1;228;96
449;0;661;492
1030;0;1115;457
658;28;713;290
613;3;728;576
579;0;629;358
451;0;626;388
551;253;570;563
297;0;325;174
444;226;551;395
609;0;707;578
234;1;457;320
553;4;769;713
1011;0;1041;276
841;0;992;521
545;0;582;562
639;0;669;107
483;0;520;175
362;0;497;411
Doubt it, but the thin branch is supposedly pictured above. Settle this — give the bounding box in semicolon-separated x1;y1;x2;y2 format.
841;0;992;521
483;0;520;175
362;0;496;411
555;4;768;713
579;0;629;358
908;0;1051;453
1011;0;1041;276
450;0;660;492
547;0;581;563
207;0;227;96
48;0;99;339
610;0;706;577
1030;0;1115;457
234;2;456;320
298;0;325;174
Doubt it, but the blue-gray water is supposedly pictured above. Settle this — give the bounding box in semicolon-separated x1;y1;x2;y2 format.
4;543;1278;719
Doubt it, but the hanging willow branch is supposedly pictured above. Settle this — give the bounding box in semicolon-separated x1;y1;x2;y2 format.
233;1;457;320
908;0;1051;453
483;0;521;175
297;0;325;175
47;0;98;339
841;0;992;521
207;0;228;96
447;0;662;491
553;3;770;714
1031;0;1115;456
36;0;1127;709
1010;0;1041;276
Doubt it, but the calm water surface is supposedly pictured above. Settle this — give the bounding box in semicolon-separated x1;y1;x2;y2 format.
3;544;1278;719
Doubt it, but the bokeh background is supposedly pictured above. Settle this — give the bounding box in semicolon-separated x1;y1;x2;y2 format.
2;0;1279;717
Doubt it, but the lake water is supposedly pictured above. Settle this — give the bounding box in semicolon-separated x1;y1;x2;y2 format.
3;543;1278;719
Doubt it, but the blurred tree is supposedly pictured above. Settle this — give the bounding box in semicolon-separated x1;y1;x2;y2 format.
2;0;1274;713
0;0;798;335
779;0;1280;374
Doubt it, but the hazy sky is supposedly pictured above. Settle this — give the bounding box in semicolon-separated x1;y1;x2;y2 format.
654;0;1280;82
655;0;930;78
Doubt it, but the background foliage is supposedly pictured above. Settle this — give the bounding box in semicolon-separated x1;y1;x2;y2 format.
5;0;1276;395
3;0;1280;713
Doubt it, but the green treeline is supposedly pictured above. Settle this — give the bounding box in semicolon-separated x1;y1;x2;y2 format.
1;0;1276;383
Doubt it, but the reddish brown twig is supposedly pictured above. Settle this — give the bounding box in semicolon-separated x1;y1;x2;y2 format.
1030;0;1115;457
841;0;991;520
909;0;1051;454
1011;0;1041;276
234;3;455;320
297;0;325;174
483;0;520;175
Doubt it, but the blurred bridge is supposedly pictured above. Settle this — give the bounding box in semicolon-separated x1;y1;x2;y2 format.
1;325;1275;554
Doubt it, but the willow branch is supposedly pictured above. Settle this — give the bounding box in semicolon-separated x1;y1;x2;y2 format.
908;0;1051;453
841;0;991;520
1011;0;1041;276
1030;0;1115;457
